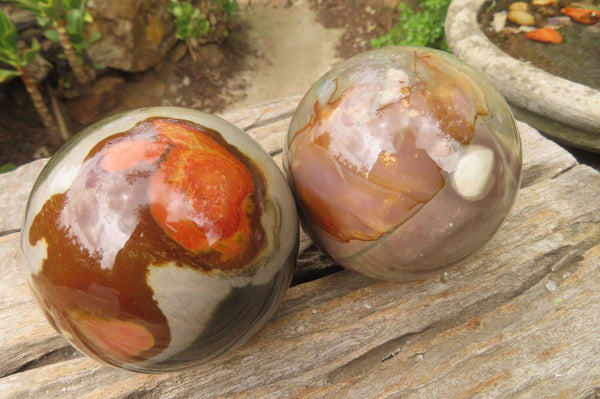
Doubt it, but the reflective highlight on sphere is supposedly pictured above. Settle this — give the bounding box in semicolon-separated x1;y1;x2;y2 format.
21;107;298;372
285;47;521;281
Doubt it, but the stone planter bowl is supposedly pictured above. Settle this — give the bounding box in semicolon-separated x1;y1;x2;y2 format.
446;0;600;153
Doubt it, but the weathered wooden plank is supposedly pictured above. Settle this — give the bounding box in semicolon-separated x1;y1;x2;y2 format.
1;163;598;398
0;159;46;235
1;95;598;398
517;121;578;188
0;233;73;378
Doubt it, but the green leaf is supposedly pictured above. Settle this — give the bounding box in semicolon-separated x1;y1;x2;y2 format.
0;12;19;49
44;0;64;21
44;29;61;43
0;45;21;66
22;38;41;65
169;3;182;17
35;15;53;28
0;11;14;35
69;32;84;46
220;0;238;15
0;163;18;174
66;9;84;35
83;11;94;24
0;68;20;82
181;2;193;15
69;0;87;12
197;18;210;35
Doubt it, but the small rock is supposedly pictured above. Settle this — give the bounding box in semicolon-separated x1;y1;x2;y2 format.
531;0;557;5
508;2;528;12
451;145;495;201
491;11;508;32
508;10;536;25
171;42;189;64
525;27;563;43
66;76;126;125
86;0;178;73
546;15;572;29
545;281;558;292
33;145;51;159
195;44;226;68
561;7;600;25
518;25;536;32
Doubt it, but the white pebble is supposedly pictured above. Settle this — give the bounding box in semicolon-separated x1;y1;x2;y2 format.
451;145;495;201
545;281;558;292
491;11;507;32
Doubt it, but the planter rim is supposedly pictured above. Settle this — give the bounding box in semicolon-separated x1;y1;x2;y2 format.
445;0;600;136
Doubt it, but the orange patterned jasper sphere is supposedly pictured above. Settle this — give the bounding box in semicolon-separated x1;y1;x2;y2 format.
285;47;522;281
21;107;298;372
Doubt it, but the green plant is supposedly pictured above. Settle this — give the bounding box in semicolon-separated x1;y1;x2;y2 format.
8;0;99;85
371;0;451;51
169;0;238;60
216;0;238;17
169;0;211;60
0;10;62;144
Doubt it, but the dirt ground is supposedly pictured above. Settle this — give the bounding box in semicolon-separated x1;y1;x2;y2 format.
0;0;399;169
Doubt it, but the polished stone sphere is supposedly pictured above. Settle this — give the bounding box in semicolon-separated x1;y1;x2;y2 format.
285;47;521;281
21;107;298;372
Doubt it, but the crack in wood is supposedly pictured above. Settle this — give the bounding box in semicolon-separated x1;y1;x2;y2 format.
268;148;283;157
292;244;343;287
550;164;577;181
123;388;158;399
243;110;295;132
0;228;20;238
325;329;428;384
13;345;80;376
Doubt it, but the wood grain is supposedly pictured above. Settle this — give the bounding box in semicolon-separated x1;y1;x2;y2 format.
0;97;598;398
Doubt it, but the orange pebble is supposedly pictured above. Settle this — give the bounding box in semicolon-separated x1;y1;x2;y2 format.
560;7;600;25
525;27;563;44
